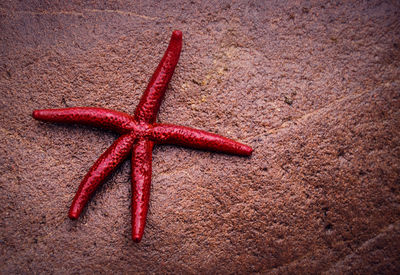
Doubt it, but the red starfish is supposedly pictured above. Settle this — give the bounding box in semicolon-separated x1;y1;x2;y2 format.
32;30;253;242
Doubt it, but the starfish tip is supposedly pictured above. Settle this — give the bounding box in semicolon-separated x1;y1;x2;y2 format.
32;110;40;119
68;210;80;220
239;144;253;156
132;234;142;243
172;30;182;39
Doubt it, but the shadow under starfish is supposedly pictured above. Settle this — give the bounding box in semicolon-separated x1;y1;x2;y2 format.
32;30;253;242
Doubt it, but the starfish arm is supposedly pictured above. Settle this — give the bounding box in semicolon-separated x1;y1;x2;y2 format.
131;138;154;242
134;30;182;123
68;133;135;219
32;107;135;134
151;124;253;156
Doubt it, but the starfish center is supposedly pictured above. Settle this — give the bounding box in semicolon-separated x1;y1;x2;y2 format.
132;121;153;138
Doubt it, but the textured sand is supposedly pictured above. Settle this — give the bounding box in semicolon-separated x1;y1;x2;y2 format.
1;0;399;273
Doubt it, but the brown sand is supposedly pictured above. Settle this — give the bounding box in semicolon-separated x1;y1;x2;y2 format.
1;0;399;273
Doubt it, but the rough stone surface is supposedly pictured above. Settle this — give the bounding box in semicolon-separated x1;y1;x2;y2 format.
1;0;400;273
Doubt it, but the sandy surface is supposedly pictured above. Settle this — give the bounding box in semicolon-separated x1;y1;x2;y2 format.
1;0;399;273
